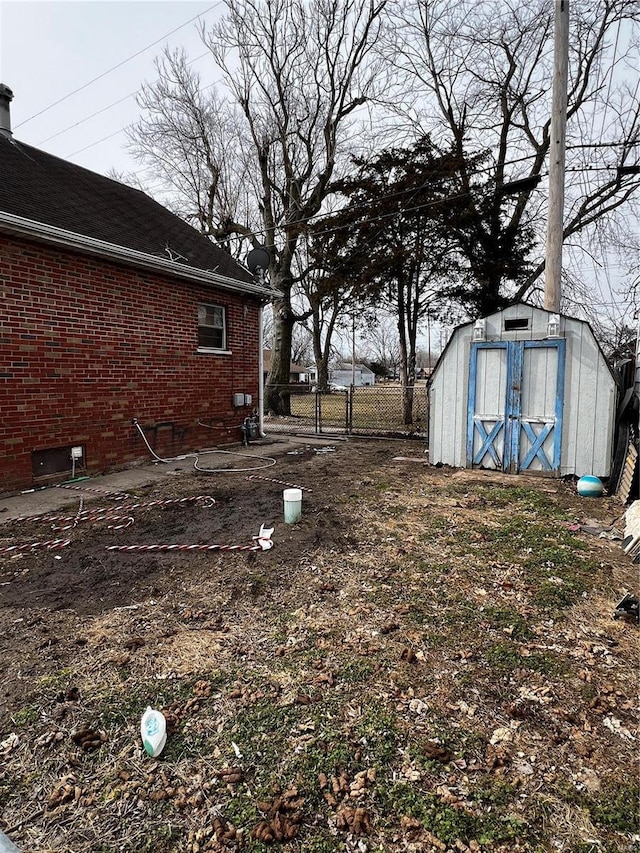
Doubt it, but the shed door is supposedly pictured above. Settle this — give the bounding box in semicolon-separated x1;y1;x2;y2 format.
467;340;565;473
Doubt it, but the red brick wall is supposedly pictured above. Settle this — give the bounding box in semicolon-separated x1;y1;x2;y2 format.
0;234;262;493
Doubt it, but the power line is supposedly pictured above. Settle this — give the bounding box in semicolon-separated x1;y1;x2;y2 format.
37;52;210;146
38;93;137;146
135;152;630;247
133;149;545;223
15;4;220;129
63;79;218;160
68;128;127;158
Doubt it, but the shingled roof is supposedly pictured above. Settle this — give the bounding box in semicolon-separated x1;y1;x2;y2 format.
0;133;256;287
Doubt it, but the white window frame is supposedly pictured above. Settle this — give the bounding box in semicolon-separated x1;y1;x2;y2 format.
197;302;230;353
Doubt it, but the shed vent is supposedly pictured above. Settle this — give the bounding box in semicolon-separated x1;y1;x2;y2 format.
504;318;529;331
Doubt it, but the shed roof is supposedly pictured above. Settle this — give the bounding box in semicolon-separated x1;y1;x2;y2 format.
0;134;268;296
429;302;614;387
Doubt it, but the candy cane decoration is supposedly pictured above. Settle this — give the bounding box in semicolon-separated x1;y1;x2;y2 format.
57;483;130;499
52;514;135;532
14;495;216;526
246;475;312;492
0;538;70;554
106;525;274;553
5;494;218;553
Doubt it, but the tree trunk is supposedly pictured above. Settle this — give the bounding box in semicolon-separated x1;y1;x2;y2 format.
265;292;294;416
312;331;330;389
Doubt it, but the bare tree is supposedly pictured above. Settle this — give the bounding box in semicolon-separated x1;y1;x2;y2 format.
198;0;389;414
387;0;640;316
360;313;402;378
127;49;255;258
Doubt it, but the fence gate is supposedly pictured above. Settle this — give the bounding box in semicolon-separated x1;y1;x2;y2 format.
262;385;428;439
466;340;566;473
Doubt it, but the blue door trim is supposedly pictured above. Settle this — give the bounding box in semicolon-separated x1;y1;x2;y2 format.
466;342;508;468
505;341;523;473
473;420;504;467
467;339;566;473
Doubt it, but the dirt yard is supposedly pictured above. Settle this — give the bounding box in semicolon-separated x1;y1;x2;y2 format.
0;438;637;853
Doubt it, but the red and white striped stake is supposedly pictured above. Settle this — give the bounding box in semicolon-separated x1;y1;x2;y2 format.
246;475;312;492
0;538;70;554
106;525;274;554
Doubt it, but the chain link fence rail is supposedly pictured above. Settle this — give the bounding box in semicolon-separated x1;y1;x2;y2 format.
262;384;428;440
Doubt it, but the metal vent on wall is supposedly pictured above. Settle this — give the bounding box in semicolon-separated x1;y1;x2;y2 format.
31;446;84;478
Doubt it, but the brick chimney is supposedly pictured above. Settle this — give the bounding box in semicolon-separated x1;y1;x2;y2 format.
0;85;14;138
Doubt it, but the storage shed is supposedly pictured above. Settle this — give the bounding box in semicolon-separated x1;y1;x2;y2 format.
428;303;617;478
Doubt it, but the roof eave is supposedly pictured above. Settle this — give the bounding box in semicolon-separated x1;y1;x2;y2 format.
0;211;276;300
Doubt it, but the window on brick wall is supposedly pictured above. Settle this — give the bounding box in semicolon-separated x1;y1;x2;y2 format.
198;303;227;350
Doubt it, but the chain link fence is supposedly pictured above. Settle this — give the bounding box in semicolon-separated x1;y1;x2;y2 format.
262;384;428;440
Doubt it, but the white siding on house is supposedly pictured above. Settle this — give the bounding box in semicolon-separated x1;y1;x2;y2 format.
331;366;375;387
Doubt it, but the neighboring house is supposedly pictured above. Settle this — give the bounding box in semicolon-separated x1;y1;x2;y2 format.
306;364;375;388
262;350;308;384
0;84;273;494
331;364;376;387
428;302;617;477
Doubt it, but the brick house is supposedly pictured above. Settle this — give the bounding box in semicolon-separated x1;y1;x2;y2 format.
0;84;273;494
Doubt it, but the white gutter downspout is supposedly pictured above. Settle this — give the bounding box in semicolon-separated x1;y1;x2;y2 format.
258;302;266;438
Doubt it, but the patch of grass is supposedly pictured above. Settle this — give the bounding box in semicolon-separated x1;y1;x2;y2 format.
36;668;73;689
485;641;567;675
11;706;39;726
336;657;375;684
92;821;180;853
491;518;574;556
377;781;524;846
302;834;346;852
157;729;212;763
470;777;519;807
228;700;297;767
223;791;262;832
586;781;640;833
482;606;535;640
478;485;568;518
404;720;489;773
533;576;587;609
245;570;269;595
290;735;354;786
353;702;401;769
94;682;159;728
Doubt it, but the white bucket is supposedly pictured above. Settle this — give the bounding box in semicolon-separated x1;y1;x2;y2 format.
283;488;302;524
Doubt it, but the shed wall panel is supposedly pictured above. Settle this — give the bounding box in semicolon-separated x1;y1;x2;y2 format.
560;317;615;477
429;329;468;466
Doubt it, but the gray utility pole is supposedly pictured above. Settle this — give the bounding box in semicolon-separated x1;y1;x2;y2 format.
544;0;569;312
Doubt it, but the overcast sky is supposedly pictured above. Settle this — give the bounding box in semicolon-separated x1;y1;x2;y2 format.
1;0;637;330
0;1;222;176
